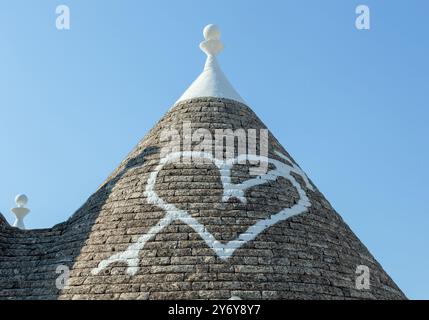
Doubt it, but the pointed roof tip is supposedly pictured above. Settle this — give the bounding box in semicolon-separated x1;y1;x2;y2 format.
175;24;246;106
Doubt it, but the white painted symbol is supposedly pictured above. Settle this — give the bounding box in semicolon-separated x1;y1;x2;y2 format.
92;150;314;276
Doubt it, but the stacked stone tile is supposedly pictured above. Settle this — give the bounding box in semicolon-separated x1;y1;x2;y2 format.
0;97;405;300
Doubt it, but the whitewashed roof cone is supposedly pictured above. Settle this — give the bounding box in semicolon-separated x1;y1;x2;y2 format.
176;24;246;105
10;194;30;230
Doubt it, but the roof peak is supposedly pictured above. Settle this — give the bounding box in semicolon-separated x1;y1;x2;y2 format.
175;24;246;105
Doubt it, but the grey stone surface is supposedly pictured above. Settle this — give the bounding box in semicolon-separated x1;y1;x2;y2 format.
0;98;406;300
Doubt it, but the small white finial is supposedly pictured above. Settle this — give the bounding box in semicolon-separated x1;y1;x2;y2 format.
203;24;221;40
175;24;246;105
11;194;30;230
15;194;28;207
200;24;224;57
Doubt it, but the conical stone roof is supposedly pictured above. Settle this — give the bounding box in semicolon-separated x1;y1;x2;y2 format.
0;25;405;300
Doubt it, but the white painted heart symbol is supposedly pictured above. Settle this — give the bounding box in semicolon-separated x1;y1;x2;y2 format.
92;150;314;276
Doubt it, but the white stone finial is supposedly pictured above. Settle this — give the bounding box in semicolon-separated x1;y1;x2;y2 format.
11;194;30;230
200;24;224;57
175;24;245;105
15;194;28;207
203;24;221;40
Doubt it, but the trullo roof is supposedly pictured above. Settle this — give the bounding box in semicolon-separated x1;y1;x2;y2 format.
0;25;405;300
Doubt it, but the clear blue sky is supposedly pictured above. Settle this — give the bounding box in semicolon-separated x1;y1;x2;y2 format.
0;1;428;299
